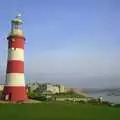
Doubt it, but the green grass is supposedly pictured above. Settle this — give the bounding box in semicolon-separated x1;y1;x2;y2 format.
0;102;120;120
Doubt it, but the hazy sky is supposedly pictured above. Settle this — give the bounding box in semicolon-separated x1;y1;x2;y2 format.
0;0;120;88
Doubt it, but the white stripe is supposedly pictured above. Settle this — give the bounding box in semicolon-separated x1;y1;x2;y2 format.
6;73;25;86
8;48;24;61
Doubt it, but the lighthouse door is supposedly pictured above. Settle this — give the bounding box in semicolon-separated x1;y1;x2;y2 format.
9;93;12;101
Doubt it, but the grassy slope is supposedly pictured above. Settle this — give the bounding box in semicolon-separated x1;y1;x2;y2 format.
0;102;120;120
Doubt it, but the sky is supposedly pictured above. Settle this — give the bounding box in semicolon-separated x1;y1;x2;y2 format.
0;0;120;88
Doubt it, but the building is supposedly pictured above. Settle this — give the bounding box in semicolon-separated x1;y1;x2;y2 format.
46;84;59;94
29;83;65;94
2;14;27;101
59;85;65;93
38;83;59;94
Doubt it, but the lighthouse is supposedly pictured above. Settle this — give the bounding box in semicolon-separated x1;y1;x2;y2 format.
2;15;27;102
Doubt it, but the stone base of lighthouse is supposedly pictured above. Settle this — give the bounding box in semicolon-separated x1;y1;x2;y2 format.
2;86;27;102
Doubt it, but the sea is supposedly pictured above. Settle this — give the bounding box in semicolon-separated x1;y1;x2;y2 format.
88;92;120;104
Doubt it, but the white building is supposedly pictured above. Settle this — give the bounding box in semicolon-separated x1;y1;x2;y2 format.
39;83;65;94
46;84;59;94
59;85;65;93
29;82;65;94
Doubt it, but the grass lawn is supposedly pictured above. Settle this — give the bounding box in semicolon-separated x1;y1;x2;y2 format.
0;102;120;120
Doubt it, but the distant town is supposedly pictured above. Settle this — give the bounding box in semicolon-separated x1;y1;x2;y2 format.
0;82;88;102
0;81;120;103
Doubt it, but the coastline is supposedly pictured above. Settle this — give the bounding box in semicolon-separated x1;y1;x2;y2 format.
88;92;120;104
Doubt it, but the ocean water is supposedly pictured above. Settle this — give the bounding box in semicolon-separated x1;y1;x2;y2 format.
88;92;120;104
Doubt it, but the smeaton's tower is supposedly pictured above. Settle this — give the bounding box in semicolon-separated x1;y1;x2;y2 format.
2;15;27;101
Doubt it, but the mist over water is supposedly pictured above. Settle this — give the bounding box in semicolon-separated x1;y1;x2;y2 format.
88;92;120;104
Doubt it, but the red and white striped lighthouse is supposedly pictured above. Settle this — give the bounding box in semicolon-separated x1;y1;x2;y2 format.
2;14;27;101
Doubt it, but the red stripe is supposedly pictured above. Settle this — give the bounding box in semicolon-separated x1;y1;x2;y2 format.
2;86;27;101
8;37;25;49
7;60;24;73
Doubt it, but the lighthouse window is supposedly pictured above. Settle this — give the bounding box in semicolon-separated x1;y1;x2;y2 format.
11;47;14;50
